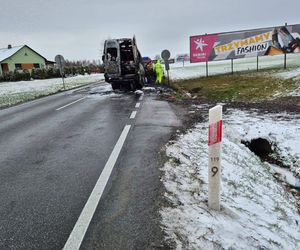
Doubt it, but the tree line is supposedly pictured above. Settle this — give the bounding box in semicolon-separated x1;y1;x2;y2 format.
0;60;104;82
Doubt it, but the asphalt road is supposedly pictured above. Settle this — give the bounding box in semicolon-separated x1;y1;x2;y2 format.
0;82;181;249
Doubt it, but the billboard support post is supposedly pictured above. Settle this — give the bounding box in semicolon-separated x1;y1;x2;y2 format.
284;53;287;69
206;61;208;77
231;58;234;74
284;22;288;70
256;56;259;72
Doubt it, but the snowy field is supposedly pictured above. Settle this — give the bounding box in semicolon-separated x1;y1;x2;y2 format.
0;74;104;108
169;53;300;80
0;74;104;95
161;108;300;249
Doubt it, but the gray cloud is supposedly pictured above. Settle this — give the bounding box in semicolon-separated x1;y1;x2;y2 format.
1;0;299;60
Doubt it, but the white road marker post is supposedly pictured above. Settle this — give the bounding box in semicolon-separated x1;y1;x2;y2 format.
208;105;223;211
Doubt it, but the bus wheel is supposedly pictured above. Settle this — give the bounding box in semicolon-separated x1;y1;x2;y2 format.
111;83;120;90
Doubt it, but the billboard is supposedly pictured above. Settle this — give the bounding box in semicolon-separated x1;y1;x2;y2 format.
190;24;300;63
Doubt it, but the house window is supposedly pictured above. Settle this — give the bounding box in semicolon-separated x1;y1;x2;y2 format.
34;63;40;69
15;64;22;70
25;53;28;56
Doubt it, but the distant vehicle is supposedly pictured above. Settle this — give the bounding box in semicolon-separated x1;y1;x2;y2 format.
102;37;145;90
176;54;190;62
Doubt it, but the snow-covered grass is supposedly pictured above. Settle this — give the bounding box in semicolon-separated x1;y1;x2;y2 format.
276;67;300;80
0;74;104;108
161;108;300;249
275;68;300;96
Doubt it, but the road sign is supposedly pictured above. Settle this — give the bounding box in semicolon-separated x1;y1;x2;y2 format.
208;105;223;211
161;50;171;60
161;50;171;84
55;54;66;74
165;62;170;71
55;55;66;90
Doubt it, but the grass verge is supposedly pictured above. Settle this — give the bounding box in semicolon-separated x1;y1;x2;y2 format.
0;91;60;109
170;71;297;102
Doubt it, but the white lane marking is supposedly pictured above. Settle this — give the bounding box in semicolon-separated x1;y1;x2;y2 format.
135;103;140;108
56;97;86;111
130;111;137;119
63;125;131;250
139;94;144;101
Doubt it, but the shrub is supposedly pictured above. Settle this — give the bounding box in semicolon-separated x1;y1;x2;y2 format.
3;71;13;81
31;68;46;79
47;68;61;78
78;67;83;75
64;67;72;76
71;66;76;76
12;70;22;81
54;68;61;78
22;69;31;81
1;63;101;82
84;66;91;75
31;69;38;79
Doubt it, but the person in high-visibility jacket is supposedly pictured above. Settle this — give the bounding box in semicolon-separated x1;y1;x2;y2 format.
153;60;163;84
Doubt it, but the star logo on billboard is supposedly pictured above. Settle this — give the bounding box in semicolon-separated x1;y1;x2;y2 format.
190;34;218;62
194;38;208;51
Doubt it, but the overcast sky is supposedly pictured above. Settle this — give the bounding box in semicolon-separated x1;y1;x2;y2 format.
1;0;299;61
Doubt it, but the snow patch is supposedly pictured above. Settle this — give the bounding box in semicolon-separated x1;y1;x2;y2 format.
0;74;104;108
134;90;144;95
88;83;112;94
142;87;157;92
161;109;300;249
276;67;300;80
0;74;104;95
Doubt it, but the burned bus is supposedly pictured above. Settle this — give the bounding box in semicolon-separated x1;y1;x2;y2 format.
102;37;145;90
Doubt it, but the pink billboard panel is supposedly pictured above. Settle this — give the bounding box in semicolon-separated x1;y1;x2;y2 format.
190;35;218;63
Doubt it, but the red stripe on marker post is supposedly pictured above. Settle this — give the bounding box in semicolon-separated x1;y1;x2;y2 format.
208;120;222;146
